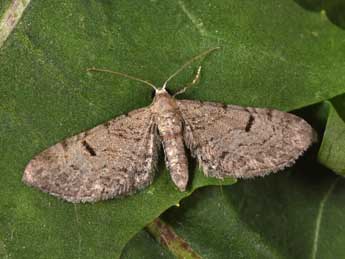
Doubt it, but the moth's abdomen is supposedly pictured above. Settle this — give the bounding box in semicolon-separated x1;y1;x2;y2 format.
156;112;188;191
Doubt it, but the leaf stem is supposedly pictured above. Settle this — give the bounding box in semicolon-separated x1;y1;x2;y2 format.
146;218;201;259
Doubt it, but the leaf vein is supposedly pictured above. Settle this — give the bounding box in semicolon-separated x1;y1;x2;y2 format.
177;0;220;40
74;205;82;259
311;178;339;259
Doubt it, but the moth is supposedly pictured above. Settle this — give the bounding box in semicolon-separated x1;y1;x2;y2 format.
23;47;316;203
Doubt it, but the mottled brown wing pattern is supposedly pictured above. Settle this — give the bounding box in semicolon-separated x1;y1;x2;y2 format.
177;100;315;179
23;107;160;203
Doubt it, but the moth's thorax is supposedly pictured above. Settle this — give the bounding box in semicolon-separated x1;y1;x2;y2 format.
152;90;183;135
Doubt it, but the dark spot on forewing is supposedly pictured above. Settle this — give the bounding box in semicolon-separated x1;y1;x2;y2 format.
61;140;68;151
82;141;96;156
70;164;80;170
220;151;229;159
267;109;273;121
245;114;255;132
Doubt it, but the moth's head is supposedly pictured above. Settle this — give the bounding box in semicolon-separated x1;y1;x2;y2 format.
151;88;177;113
155;88;170;95
152;88;172;103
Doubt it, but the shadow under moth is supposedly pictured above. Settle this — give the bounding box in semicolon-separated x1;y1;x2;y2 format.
23;47;316;203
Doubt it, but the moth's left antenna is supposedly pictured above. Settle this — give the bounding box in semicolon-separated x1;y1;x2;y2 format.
87;68;158;91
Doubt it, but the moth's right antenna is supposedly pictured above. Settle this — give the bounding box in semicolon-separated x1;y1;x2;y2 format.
87;68;158;91
162;47;220;90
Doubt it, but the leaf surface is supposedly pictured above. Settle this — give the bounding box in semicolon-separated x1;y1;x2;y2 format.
1;0;345;258
318;96;345;175
124;165;345;259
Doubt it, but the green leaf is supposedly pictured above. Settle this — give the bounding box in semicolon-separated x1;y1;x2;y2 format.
318;96;345;175
1;0;345;258
124;165;345;259
120;230;175;259
0;0;11;15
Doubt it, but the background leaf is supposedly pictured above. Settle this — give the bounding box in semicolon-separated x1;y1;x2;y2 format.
0;1;11;16
1;0;345;258
121;230;175;259
318;95;345;175
123;162;345;259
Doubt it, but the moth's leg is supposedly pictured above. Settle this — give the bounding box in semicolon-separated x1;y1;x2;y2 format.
173;66;202;97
